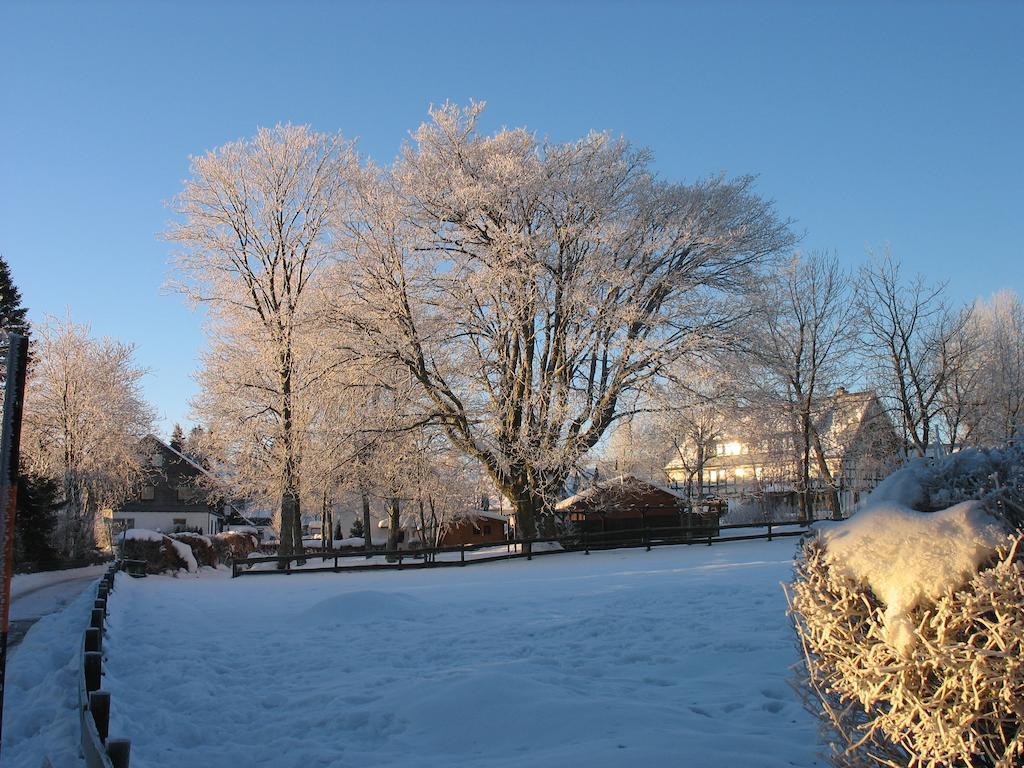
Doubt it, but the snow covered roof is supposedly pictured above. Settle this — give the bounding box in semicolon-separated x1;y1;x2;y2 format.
555;474;685;511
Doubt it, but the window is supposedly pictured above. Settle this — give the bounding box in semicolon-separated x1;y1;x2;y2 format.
177;485;192;501
141;486;155;500
151;453;163;467
172;518;187;531
483;524;492;535
120;518;135;530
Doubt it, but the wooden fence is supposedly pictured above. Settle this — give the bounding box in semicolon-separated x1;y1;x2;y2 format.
79;562;131;768
232;519;817;577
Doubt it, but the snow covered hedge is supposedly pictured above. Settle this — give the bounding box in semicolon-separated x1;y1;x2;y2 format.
788;447;1024;768
121;529;198;574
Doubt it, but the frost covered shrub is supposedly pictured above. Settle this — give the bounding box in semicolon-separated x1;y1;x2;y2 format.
789;531;1024;768
170;532;218;567
885;444;1024;527
210;530;257;561
121;531;194;574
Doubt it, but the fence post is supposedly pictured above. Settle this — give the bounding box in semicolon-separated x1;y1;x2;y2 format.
645;528;651;552
90;608;104;633
584;528;589;556
460;543;465;566
768;521;773;542
89;691;110;741
95;598;107;618
107;739;131;768
85;628;102;654
84;651;102;692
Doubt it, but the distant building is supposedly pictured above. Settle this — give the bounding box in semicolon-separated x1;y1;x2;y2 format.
111;434;227;535
665;389;900;517
555;474;722;539
438;510;508;547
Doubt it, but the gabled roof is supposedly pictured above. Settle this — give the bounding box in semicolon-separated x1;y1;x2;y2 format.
143;433;217;481
556;474;685;512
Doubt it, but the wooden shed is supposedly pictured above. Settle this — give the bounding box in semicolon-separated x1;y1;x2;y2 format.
439;510;508;547
555;475;720;538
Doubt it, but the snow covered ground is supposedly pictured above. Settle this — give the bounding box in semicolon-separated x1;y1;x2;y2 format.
2;569;104;768
97;538;823;767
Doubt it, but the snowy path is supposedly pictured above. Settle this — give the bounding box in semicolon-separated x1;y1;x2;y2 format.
7;564;108;648
102;539;825;768
2;568;106;768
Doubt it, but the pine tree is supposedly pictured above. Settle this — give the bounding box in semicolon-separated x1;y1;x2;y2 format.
170;423;185;452
349;518;364;539
0;254;30;380
0;254;29;339
15;467;59;565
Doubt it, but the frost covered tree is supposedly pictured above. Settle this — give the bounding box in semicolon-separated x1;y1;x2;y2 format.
743;252;857;519
332;103;793;541
656;362;732;497
857;252;973;456
969;291;1024;446
21;315;154;557
167;124;356;558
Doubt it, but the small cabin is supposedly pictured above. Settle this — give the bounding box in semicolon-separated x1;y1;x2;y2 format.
555;475;721;538
439;510;508;547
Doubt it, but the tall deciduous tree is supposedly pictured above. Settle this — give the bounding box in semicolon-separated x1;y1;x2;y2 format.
333;103;792;540
743;252;857;519
857;253;972;456
167;124;355;557
21;315;154;557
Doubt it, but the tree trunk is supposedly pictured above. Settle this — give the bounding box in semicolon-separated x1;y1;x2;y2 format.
512;486;540;557
810;428;842;520
361;490;372;556
386;496;401;560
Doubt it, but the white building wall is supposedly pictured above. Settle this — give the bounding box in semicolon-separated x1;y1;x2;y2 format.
112;510;220;535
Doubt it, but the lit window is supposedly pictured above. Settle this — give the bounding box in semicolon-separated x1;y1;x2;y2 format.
709;470;718;483
735;467;746;478
724;442;742;456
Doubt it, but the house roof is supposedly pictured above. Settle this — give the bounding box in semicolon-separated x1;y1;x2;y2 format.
665;389;892;472
555;474;685;513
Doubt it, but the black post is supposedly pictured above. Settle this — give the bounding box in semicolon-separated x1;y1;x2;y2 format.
90;691;111;741
95;598;107;617
460;543;465;566
84;651;102;692
85;628;102;653
0;333;28;755
107;739;131;768
91;608;105;632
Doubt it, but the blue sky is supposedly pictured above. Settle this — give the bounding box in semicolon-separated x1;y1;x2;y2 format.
3;0;1022;436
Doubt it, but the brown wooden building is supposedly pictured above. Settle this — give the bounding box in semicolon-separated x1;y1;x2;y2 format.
439;510;508;547
555;475;721;537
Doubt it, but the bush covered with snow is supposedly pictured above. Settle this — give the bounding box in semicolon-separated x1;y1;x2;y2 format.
170;532;218;567
209;530;258;561
121;529;197;574
789;447;1024;767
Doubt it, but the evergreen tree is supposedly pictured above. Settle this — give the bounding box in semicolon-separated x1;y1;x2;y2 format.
15;467;59;565
0;254;29;339
349;518;364;539
170;422;185;452
0;254;30;379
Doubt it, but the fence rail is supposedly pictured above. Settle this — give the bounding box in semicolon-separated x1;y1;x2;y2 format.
232;519;820;577
79;562;131;768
